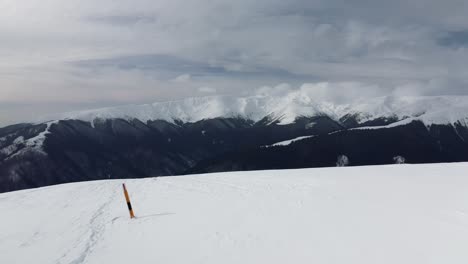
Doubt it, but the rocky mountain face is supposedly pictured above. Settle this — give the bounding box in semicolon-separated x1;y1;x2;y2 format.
2;94;468;192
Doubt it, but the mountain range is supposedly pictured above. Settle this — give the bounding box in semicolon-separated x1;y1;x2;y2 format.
2;93;468;192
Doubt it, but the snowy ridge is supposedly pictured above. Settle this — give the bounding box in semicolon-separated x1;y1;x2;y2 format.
345;96;468;126
1;163;468;264
39;94;468;128
40;95;342;125
0;121;56;159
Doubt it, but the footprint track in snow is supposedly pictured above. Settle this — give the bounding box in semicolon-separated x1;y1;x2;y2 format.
56;185;119;264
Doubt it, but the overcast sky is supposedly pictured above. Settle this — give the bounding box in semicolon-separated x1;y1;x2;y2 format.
1;0;468;126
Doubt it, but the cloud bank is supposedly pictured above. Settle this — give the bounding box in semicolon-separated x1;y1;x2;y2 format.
1;0;468;125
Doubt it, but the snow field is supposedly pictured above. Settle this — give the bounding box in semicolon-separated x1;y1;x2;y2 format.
1;163;468;263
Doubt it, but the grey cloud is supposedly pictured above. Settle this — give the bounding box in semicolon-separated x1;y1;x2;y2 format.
73;54;227;74
438;30;468;48
2;0;468;126
71;54;315;82
86;14;158;26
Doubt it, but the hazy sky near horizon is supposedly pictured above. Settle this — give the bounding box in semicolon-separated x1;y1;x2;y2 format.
2;0;468;126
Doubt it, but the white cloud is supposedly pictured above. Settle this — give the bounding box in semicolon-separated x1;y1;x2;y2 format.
172;74;192;83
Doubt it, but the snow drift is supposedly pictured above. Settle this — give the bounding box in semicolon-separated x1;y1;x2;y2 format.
1;163;468;264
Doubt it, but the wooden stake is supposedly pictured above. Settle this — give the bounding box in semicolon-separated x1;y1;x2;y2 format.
122;183;135;219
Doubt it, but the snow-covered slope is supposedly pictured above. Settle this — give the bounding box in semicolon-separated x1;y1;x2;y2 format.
39;94;468;127
267;135;315;147
346;96;468;127
2;163;468;264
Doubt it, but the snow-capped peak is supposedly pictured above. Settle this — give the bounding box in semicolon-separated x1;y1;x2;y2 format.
38;94;468;127
39;94;344;125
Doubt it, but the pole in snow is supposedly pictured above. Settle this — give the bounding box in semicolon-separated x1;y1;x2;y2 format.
122;183;135;219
